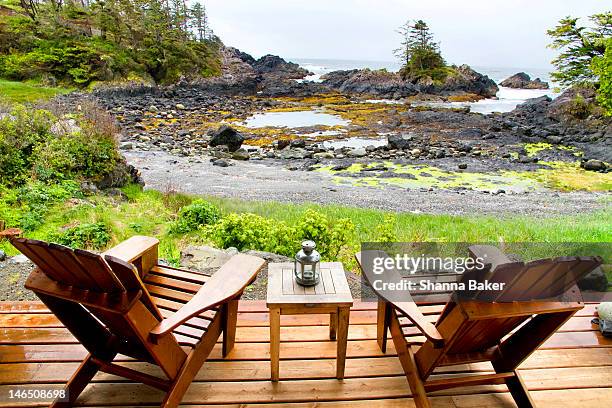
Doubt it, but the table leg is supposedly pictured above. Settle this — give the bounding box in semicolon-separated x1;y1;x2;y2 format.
336;307;350;379
270;307;281;381
330;312;338;340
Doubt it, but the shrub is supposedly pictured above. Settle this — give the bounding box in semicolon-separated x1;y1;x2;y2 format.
0;103;122;186
170;199;221;234
204;213;297;256
375;214;398;243
0;105;55;185
32;131;119;181
203;209;356;259
53;222;111;249
565;94;592;119
295;209;355;259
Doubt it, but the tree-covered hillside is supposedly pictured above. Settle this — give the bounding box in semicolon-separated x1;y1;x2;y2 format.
0;0;222;86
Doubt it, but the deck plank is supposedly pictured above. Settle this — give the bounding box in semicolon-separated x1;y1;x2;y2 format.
1;348;612;385
0;300;610;407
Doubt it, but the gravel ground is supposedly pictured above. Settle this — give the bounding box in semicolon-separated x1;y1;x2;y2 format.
125;150;609;216
0;260;37;301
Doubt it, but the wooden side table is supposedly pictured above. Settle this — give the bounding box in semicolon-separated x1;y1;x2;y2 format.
266;262;353;381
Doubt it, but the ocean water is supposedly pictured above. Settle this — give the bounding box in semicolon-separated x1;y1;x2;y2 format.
292;58;559;114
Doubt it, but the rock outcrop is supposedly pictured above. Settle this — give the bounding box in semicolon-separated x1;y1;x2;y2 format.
321;65;498;99
500;72;549;89
322;69;418;99
252;54;312;79
209;125;244;152
428;65;499;97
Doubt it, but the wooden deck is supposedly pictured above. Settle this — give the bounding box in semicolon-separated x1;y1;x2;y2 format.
0;300;611;407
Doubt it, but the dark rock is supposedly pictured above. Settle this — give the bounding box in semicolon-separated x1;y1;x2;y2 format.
458;163;468;170
95;160;142;189
458;142;475;152
347;148;367;157
548;87;596;119
80;181;99;195
258;77;328;97
427;65;499;98
361;164;388;172
515;95;552;113
500;72;549;89
0;250;6;262
252;55;312;79
331;163;351;171
290;139;306;148
321;69;418;98
275;140;291;150
280;148;307;160
226;47;256;65
578;266;609;292
209;125;244;152
212;159;230;167
232;148;250;161
387;133;414;150
581;159;607;172
243;250;292;263
546;136;563;144
457;128;483;138
106;188;128;201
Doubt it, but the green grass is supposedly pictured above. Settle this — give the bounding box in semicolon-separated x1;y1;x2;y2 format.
2;185;609;272
0;79;72;103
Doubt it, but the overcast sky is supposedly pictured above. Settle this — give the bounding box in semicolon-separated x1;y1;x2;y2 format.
206;0;607;69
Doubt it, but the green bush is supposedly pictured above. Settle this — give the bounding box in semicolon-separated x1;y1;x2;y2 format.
204;213;297;256
296;209;355;259
0;104;121;186
375;214;398;243
53;222;111;249
169;199;221;234
0;105;55;185
565;94;593;119
203;209;355;260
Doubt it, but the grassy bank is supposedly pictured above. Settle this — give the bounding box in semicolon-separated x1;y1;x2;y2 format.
2;184;610;271
0;80;72;103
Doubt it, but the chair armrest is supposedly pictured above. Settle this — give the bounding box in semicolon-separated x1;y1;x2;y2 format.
392;300;444;347
355;251;444;348
102;236;159;275
150;253;266;340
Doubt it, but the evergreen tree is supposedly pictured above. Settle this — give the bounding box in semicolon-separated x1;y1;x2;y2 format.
190;2;208;42
0;0;222;85
547;12;612;86
395;19;445;80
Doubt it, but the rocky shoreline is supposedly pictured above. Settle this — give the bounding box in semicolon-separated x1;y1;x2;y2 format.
73;81;609;168
52;48;610;210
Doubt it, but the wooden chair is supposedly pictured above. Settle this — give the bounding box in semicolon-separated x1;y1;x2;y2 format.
356;246;602;408
10;235;265;408
0;220;22;240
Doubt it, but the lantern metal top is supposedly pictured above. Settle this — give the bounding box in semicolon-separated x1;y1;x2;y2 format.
294;240;321;286
302;240;316;254
295;240;320;265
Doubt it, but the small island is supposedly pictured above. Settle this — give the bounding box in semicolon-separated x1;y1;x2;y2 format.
501;72;550;89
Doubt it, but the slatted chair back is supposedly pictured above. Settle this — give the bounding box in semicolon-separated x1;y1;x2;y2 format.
419;255;602;376
11;237;187;378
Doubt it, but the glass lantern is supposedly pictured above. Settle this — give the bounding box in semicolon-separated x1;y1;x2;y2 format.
294;240;321;286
